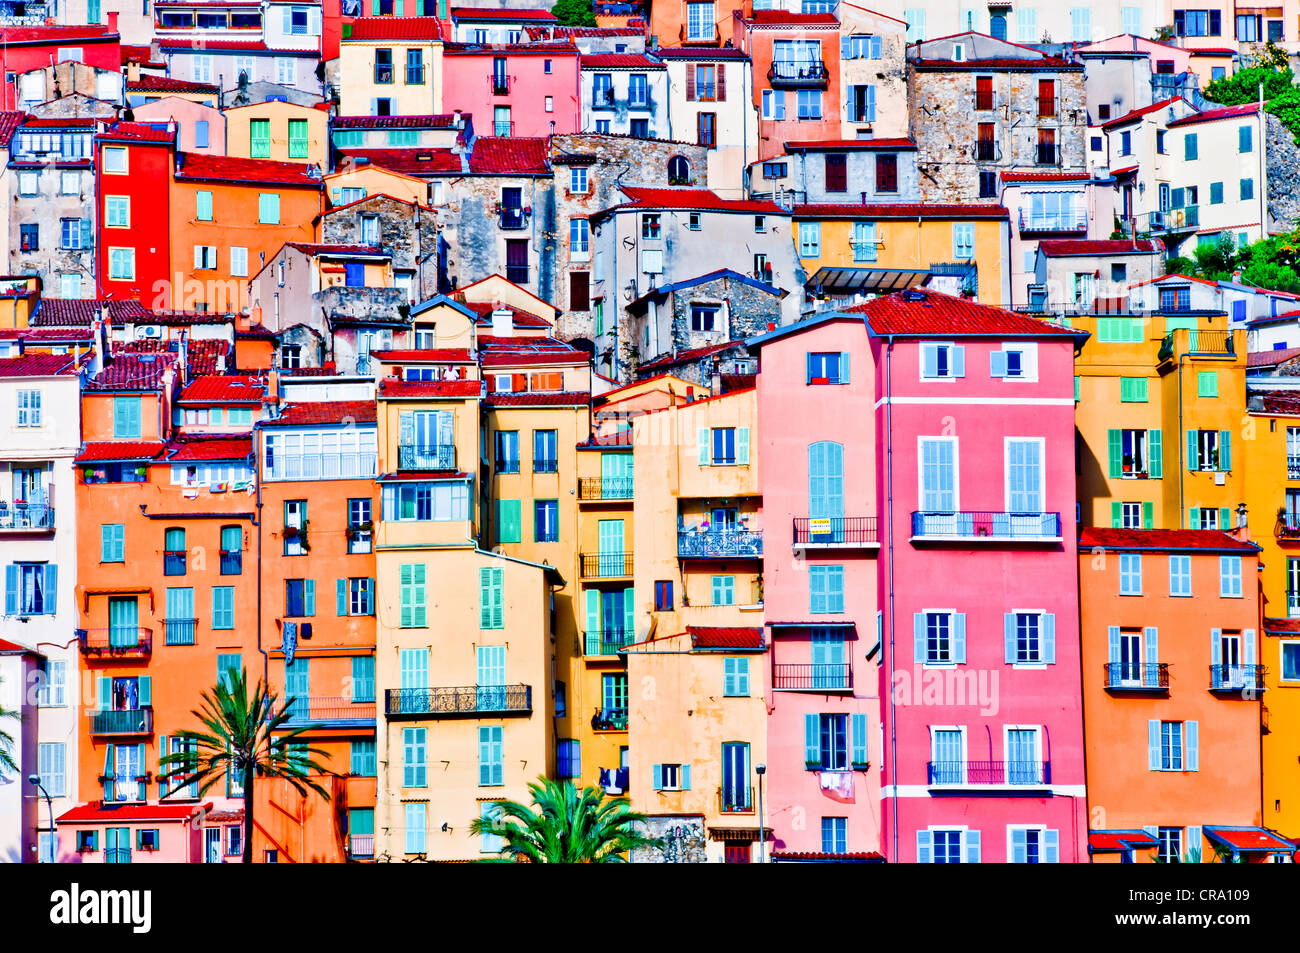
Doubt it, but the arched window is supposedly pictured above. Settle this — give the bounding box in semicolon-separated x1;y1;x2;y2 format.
668;155;691;185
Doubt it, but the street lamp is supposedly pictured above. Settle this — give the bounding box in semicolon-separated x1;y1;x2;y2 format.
28;774;54;863
755;764;766;864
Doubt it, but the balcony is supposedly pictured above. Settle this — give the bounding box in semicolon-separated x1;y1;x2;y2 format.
165;618;196;646
384;685;532;719
0;503;53;531
91;708;154;736
1035;144;1058;166
1209;665;1266;693
719;785;754;814
1289;456;1300;480
1104;662;1169;691
282;695;377;727
592;707;627;731
910;511;1062;542
679;23;720;44
1017;210;1087;234
105;846;132;864
506;264;529;285
926;760;1051;788
398;443;456;470
220;550;242;575
163;551;186;575
591;88;616;110
78;628;152;659
580;552;633;579
585;628;633;656
578;477;633;501
772;663;852;692
1161;205;1199;231
1158;329;1234;362
492;120;514;137
490;74;511;95
767;61;829;88
792;516;878;549
499;205;529;230
349;834;374;859
677;529;763;558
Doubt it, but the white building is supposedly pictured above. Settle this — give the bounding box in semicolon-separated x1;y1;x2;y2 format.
580;54;672;141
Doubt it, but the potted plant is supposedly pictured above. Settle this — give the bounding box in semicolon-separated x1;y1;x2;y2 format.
1122;454;1134;474
805;760;823;771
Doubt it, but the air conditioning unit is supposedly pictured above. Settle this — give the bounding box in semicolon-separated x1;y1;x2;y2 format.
1149;210;1164;228
138;325;160;338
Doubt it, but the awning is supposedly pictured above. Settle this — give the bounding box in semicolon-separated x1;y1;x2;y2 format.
58;802;211;824
767;621;856;629
1088;829;1159;852
707;826;773;842
1203;826;1296;853
805;267;929;295
773;850;885;863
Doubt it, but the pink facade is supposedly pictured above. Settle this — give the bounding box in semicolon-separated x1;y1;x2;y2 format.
131;97;227;155
865;290;1088;863
55;803;208;863
441;44;580;138
754;315;882;858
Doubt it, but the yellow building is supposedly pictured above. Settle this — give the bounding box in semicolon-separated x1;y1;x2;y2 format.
224;100;329;166
792;205;1011;308
1073;312;1246;530
1262;616;1300;841
338;17;444;118
325;165;436;209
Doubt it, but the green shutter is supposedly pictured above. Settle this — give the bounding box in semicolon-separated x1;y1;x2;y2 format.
1107;429;1122;478
413;564;426;627
850;712;867;765
1147;429;1162;478
698;428;710;465
736;427;750;464
1111;501;1122;528
400;563;413;628
1219;431;1230;470
498;500;521;544
585;588;600;640
1220;507;1231;530
1189;506;1200;528
304;579;315;616
1187;430;1197;471
139;676;152;707
623;586;634;638
804;713;819;765
1142;501;1153;529
337;578;347;616
480;568;493;629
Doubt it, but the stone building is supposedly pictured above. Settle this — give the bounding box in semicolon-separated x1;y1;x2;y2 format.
14;62;123;112
319;193;440;304
907;31;1087;203
549;132;708;348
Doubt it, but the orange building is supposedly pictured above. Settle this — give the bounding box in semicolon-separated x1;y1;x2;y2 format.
167;154;322;313
1078;528;1292;863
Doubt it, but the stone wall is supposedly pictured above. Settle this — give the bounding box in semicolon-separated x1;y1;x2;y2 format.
321;194;441;300
630;816;707;863
1266;112;1300;234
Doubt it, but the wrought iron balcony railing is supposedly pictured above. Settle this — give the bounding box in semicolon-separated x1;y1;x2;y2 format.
773;663;852;691
499;207;528;230
578;477;633;500
1289;456;1300;480
585;628;633;656
105;847;132;864
677;529;763;558
719;785;754;814
385;685;532;718
0;503;53;529
398;443;456;470
282;695;377;725
792;516;878;546
78;628;152;658
580;553;633;578
927;760;1051;786
163;551;186;575
349;834;374;858
1104;662;1169;690
165;618;196;646
91;708;154;736
911;511;1061;540
1018;210;1087;233
767;60;829;86
1209;664;1266;692
220;550;242;575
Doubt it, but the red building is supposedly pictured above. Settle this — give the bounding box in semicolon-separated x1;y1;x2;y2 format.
0;20;123;109
95;123;175;304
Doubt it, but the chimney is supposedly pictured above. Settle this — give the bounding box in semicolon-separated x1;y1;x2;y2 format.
491;308;513;338
107;11;119;32
178;333;189;385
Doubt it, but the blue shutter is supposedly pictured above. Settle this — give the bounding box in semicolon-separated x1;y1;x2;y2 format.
43;565;56;614
1011;827;1027;863
954;613;966;663
1186;721;1198;771
1044;829;1059;863
1148;719;1161;770
917;830;932;863
1107;626;1120;665
736;427;750;465
304;579;315;616
1003;613;1016;663
680;764;691;790
1043;614;1055;664
1219;432;1231;470
139;676;152;706
806;352;816;383
804;713;819;765
651;764;662;790
913;612;926;663
337;578;347;616
1143;628;1159;687
850;712;867;765
990;350;1006;377
952;346;965;377
838;351;850;383
965;829;981;863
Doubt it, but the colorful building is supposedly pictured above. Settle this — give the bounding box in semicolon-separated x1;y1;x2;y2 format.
442;40;579;138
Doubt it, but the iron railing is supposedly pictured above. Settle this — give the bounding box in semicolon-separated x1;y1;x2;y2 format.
385;685;532;718
0;503;53;529
1104;662;1169;690
491;75;511;95
350;834;374;858
78;628;152;657
1210;665;1266;692
580;553;633;578
927;760;1051;785
220;550;242;574
677;529;763;558
773;663;852;691
591;88;616;108
1289;456;1300;480
910;511;1062;539
398;443;456;470
719;785;754;814
165;619;196;646
105;847;132;864
585;629;633;655
282;695;377;725
506;265;529;285
1036;144;1058;165
767;61;829;85
792;516;878;545
1018;210;1087;232
578;477;633;500
163;551;186;575
91;708;154;736
533;458;558;474
499;207;528;230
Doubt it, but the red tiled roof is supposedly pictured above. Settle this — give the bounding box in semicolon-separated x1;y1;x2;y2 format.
1089;830;1158;851
175;152;322;187
469;137;550;175
784;138;917;151
616;187;781;214
1000;170;1091;182
75;440;167;463
378;378;482;398
466;302;553;328
345;16;445;41
581;53;665;69
372;348;474;363
445;40;578;55
0;353;78;377
1078;527;1259;552
452;6;555;18
31;298;152;326
126;75;218;94
1038;239;1159;256
178;375;265;403
687;626;765;649
481;350;584;367
0;111;27;147
3;327;93;342
97;121;176;144
1101;96;1185;129
484;391;589;406
637;341;739;372
746;10;837;24
236;321;277;340
121;44;159;64
912;56;1076;69
0;638;37;654
333;114;459;129
21;116;98;127
526;25;644;38
1168;102;1262;127
1264;617;1300;634
1248;346;1300;369
264;401;377;426
341;147;462;176
57;802;210;823
377;470;472;481
116;338;230;376
284;242;386;257
653;46;749;60
852;289;1079;337
0;25;116;43
166;436;254;461
85;354;176;391
793;202;1007;219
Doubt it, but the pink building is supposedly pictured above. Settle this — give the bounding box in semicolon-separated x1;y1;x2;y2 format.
863;289;1088;864
750;314;883;862
440;41;580;138
131;96;226;155
55;802;209;863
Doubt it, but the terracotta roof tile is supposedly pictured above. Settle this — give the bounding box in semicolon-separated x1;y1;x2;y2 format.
616;187;781;214
852;289;1079;337
452;6;555;19
746;10;837;24
378;378;482;399
263;401;377;426
126;75;218;94
58;802;209;823
466;303;553;328
1000;170;1092;182
687;626;765;649
1078;527;1259;552
1038;239;1159;256
345;16;445;41
84;354;177;391
165;436;254;461
96;121;176;144
177;375;265;403
333;114;459;129
0;110;27;147
793;202;1006;218
1089;830;1159;851
1167;102;1262;127
75;440;167;463
580;53;665;69
772;851;885;861
175;152;322;187
284;242;386;257
484;391;589;406
372;348;474;362
784;138;916;151
1100;96;1186;128
637;341;739;372
29;298;152;326
0;25;116;43
1264;617;1300;634
340;147;461;176
468;136;551;175
0;353;78;377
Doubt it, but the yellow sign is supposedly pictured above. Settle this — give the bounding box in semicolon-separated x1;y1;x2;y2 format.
809;518;832;535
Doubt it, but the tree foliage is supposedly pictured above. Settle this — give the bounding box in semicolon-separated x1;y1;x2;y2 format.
551;0;597;27
1202;54;1300;143
1163;229;1300;295
0;679;17;778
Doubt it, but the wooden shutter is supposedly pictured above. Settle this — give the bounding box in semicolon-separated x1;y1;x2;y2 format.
913;613;926;662
716;63;726;101
1186;721;1199;770
1147;429;1162;477
1148;719;1161;770
1004;613;1016;663
570;271;590;311
686;64;696;101
850;713;867;765
480;568;493;629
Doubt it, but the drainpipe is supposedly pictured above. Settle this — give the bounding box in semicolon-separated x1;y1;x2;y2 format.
1258;86;1267;240
253;419;267;683
884;332;898;862
1177;344;1186;526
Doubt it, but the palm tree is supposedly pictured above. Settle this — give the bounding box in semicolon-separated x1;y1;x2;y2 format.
158;667;333;864
0;678;18;779
468;776;660;862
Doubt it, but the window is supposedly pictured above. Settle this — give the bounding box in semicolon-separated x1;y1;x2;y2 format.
402;727;426;787
195;190;213;222
796;90;821;120
258;193;280;225
1185;133;1198;160
570;167;588;193
691;304;719;332
654;580;673;611
686;1;715;41
230;247;248;278
15;388;41;428
103;146;127;173
288;119;309;159
1241;178;1255;201
1281;642;1300;682
711;575;735;606
1169;555;1192;596
1119;553;1142;595
852;222;877;263
953;224;975;260
821;817;847;854
807;713;848;769
532;430;558;474
36;660;66;707
38;742;66;796
806;351;848;384
569;218;589;256
707;427;740;465
480;568;504;629
1006;611;1054;664
479;726;504;786
809;565;845;613
20;225;38;252
1189;429;1229;471
990;344;1036;381
1219;556;1242;597
249;118;270;158
374;48;393;84
799;221;820;258
917;611;963;664
404;802;426;854
212;587;234;629
113;396;141;438
1152;720;1199;772
284;578;314;617
974;75;993;111
105;196;129;228
876;153;898;194
641;214;661;240
534;499;559;542
495;430;519;473
723;657;750;696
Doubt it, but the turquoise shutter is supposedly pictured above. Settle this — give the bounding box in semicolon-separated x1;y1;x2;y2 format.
97;675;110;712
137;743;147;800
952;346;965;376
101;525;113;561
698;428;709;465
724;660;736;696
103;745;114;800
413;564;426;627
1219;507;1230;530
1148;719;1160;770
965;830;981;863
1186;721;1198;771
304;579;315;616
737;427;750;465
1188;507;1200;528
838;352;849;383
850;713;867;765
804;713;819;764
917;830;932;863
480;568;493;629
1043;614;1055;663
399;564;413;627
585;588;599;639
1210;628;1221;669
1219;431;1230;470
1144;627;1159;687
680;764;691;790
623;586;634;638
913;612;926;662
1107;429;1121;478
139;676;151;707
1186;430;1197;471
1044;829;1059;863
1110;502;1121;528
1011;828;1027;863
954;613;966;663
651;764;662;790
806;352;816;383
158;734;169;796
1003;613;1016;663
491;569;503;628
1148;429;1162;477
5;564;17;615
337;578;347;616
1142;502;1153;529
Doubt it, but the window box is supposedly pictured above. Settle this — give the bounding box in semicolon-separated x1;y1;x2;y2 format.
851;761;870;771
